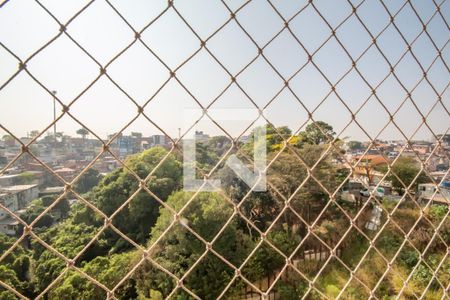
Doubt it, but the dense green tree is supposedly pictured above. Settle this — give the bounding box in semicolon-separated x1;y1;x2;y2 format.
217;163;281;232
195;142;218;167
265;144;346;245
0;235;33;298
266;126;292;150
269;145;341;203
135;191;254;299
48;252;136;300
74;169;102;194
34;221;107;260
298;121;335;146
379;156;429;194
88;147;182;245
22;199;54;228
41;196;70;218
207;135;232;157
347;140;364;151
0;266;21;300
21;197;70;228
76;128;89;139
32;221;109;293
240;125;293;154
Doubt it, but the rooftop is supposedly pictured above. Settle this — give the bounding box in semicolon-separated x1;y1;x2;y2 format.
0;184;38;193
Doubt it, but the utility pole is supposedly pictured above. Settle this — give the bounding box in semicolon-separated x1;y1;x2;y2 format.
52;90;57;163
52;90;57;139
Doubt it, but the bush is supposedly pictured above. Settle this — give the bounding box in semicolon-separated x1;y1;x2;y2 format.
325;284;340;298
276;280;308;300
412;264;433;288
278;283;298;299
376;232;402;254
428;205;448;222
399;250;419;269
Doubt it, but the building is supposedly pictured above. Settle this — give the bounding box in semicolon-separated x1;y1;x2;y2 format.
0;171;44;187
411;142;431;155
436;134;450;147
417;183;450;206
352;155;389;185
53;167;76;181
0;184;39;220
38;186;65;198
0;174;22;187
0;184;39;236
194;131;209;143
150;134;170;147
0;216;19;236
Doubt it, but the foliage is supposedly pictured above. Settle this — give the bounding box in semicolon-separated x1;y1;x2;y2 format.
34;220;108;260
428;205;448;222
399;250;419;269
242;243;285;281
18;172;36;184
347;140;364;151
1;135;14;143
412;264;433;288
207;135;231;157
48;252;136;300
136;191;254;298
241;125;292;154
74;169;102;194
325;284;341;298
32;220;109;293
380;156;429;194
89;147;182;244
21;199;54;228
277;282;297;299
76;128;89;138
194;142;218;168
297;121;336;146
427;205;450;244
42;196;71;218
21;197;70;228
1;122;446;298
267;144;343;228
0;234;33;298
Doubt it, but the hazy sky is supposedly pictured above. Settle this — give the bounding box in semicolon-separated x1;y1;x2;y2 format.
0;0;448;141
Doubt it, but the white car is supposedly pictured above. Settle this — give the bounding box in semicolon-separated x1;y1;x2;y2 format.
360;186;385;198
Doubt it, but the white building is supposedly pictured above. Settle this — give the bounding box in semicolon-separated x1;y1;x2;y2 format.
0;184;39;221
417;183;450;206
194;131;209;143
0;216;19;236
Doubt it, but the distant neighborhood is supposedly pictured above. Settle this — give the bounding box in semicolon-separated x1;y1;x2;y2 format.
0;130;449;236
0;130;175;235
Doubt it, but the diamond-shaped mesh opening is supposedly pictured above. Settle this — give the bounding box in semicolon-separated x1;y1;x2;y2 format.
0;0;448;298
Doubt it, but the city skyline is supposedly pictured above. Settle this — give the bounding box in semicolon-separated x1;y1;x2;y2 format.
2;126;448;144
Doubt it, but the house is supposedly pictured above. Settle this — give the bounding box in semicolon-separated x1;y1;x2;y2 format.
417;183;450;206
38;186;65;198
53;167;76;181
352;155;389;185
0;171;44;187
0;184;39;220
0;216;19;236
411;143;431;155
